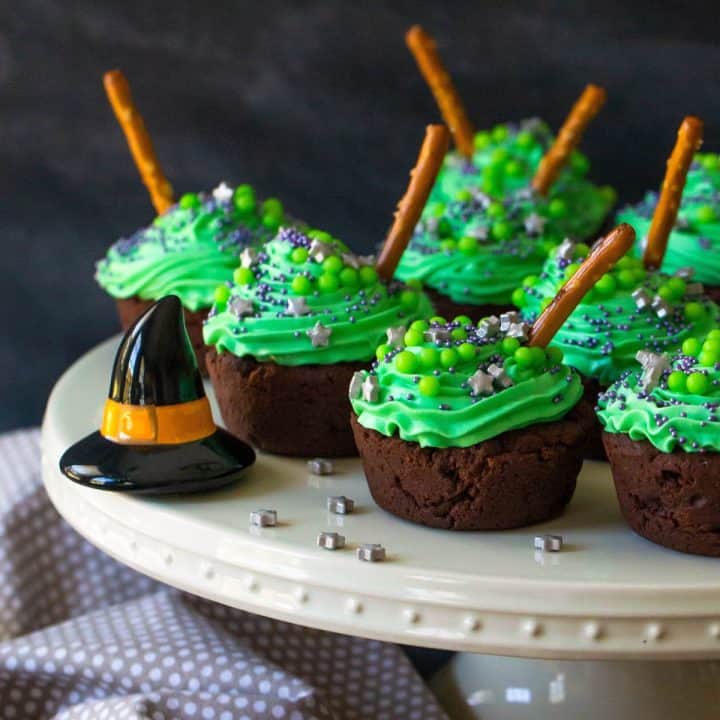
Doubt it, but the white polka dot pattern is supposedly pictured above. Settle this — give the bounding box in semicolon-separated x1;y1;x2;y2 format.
0;430;447;719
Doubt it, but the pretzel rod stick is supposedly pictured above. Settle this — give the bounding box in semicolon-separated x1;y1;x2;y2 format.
405;26;474;159
531;84;607;196
376;124;450;281
529;224;635;347
103;70;174;214
643;116;704;269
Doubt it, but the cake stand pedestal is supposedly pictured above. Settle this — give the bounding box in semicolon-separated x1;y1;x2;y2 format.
41;338;720;720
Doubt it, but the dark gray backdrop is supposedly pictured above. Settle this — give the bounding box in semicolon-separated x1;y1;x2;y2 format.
2;0;718;430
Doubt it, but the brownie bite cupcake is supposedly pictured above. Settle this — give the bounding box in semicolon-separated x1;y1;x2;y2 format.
96;70;292;373
203;126;448;456
517;117;719;458
618;151;720;302
598;327;720;556
96;182;288;373
405;26;615;239
350;225;636;529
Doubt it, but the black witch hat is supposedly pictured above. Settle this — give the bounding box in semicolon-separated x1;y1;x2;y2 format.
60;295;255;494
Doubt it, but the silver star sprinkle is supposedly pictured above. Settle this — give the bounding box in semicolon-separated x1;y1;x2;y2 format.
556;238;576;261
499;311;521;332
287;297;310;317
506;322;531;341
487;363;513;389
651;295;671;319
348;371;364;399
357;254;376;267
309;239;335;263
632;288;652;311
468;370;494;396
357;543;386;562
307;321;332;347
212;181;234;204
361;375;380;402
307;458;333;476
228;296;254;318
341;253;360;269
423;217;439;233
476;316;500;339
470;189;492;208
675;267;695;280
465;225;489;241
250;509;277;527
386;325;406;346
534;534;563;552
524;213;547;236
240;247;257;268
424;327;451;343
317;532;345;551
636;350;670;391
327;496;355;515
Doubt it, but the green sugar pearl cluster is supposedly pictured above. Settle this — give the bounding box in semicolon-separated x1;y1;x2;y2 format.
372;314;564;399
597;326;720;453
175;183;286;235
350;311;583;448
472;120;589;197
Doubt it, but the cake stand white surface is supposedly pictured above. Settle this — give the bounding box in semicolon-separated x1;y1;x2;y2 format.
41;337;720;719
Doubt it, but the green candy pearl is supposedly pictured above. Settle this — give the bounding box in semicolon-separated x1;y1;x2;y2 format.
291;275;313;295
512;287;527;308
403;329;424;347
548;198;567;218
513;347;534;368
440;348;458;369
686;372;711;395
501;337;520;355
684;302;706;322
317;273;340;293
682;337;702;356
487;202;505;218
395;350;418;374
418;347;439;369
696;205;716;224
339;268;359;288
400;290;419;310
492;221;512;241
453;315;472;326
233;267;254;285
376;344;391;360
410;319;429;332
595;274;617;296
291;247;309;264
359;266;378;287
179;192;201;210
547;346;564;364
515;130;535;149
214;285;230;304
418;375;440;397
474;131;491;150
457;236;478;255
323;256;343;274
450;328;467;341
698;351;719;367
667;370;687;393
457;343;476;361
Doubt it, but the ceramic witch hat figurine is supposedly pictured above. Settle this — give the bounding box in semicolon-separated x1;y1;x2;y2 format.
60;295;255;493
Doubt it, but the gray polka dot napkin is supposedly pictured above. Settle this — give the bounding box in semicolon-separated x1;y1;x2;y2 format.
0;429;447;720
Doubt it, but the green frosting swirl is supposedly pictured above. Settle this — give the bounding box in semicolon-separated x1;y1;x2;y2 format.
517;241;720;385
617;153;720;285
96;183;288;312
202;227;433;365
395;189;560;306
351;314;583;448
597;327;720;452
429;119;615;239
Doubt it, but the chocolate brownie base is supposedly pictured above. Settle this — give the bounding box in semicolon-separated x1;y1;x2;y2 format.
576;376;607;461
207;348;364;457
424;288;514;323
350;413;585;530
603;432;720;557
116;297;209;375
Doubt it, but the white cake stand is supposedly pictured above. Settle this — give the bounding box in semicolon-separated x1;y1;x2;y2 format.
41;337;720;719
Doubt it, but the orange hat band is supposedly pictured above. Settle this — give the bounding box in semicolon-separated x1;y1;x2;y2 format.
101;397;216;445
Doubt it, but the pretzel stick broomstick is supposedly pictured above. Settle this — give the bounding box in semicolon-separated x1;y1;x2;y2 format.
405;26;474;159
103;70;174;215
528;223;636;348
376;124;450;281
532;84;607;196
642;116;704;270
